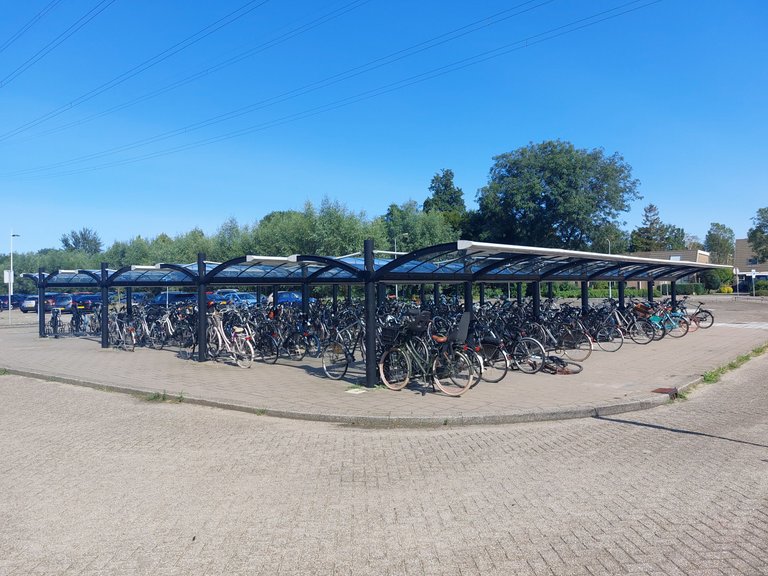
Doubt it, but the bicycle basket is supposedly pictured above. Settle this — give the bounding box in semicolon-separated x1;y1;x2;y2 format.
380;325;401;346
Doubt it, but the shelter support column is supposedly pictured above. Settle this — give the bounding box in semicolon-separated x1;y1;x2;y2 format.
670;281;677;310
363;239;377;388
618;281;626;311
647;281;655;303
547;282;554;300
100;262;109;349
125;287;133;316
581;281;589;316
516;282;523;305
479;283;485;307
37;268;46;338
196;253;208;362
532;282;541;321
464;282;473;315
332;285;339;315
419;284;425;307
433;283;440;305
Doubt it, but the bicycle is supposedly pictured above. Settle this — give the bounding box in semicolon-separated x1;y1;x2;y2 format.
206;308;255;368
378;312;477;396
321;318;366;380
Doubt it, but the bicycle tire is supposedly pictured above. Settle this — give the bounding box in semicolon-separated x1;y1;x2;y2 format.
125;327;136;352
234;338;254;369
665;316;689;338
378;347;411;390
285;333;307;361
628;319;655;345
322;339;349;380
432;349;474;396
544;356;583;375
594;325;623;352
561;329;592;362
255;334;279;364
693;310;714;329
305;333;322;358
478;343;508;383
511;337;546;374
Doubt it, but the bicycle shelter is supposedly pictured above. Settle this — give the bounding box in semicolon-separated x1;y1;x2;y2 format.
23;239;730;387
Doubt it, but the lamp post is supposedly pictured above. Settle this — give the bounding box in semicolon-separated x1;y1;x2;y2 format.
9;231;20;325
393;233;409;300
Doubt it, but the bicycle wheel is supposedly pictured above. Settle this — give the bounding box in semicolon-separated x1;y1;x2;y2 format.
665;316;689;338
511;337;546;374
305;333;322;358
465;348;485;387
561;329;592;362
543;356;583;375
693;310;714;329
206;326;222;360
479;343;509;383
234;338;254;369
378;347;411;390
628;319;655;345
322;339;349;380
284;333;307;361
594;325;623;352
150;323;166;349
428;316;451;338
125;327;136;352
255;334;279;364
432;349;474;396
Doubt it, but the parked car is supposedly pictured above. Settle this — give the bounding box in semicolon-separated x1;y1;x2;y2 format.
0;294;27;310
267;291;316;306
152;292;197;307
227;292;263;307
20;293;58;313
73;293;113;312
52;293;76;313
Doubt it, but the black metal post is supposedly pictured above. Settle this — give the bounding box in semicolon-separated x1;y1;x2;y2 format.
363;239;377;388
37;268;46;338
100;262;109;349
647;280;655;303
377;283;386;306
272;285;279;308
433;282;440;305
547;282;554;300
301;282;310;320
618;281;626;311
479;283;485;307
670;281;677;310
332;284;339;315
516;282;523;305
581;281;589;316
196;252;208;362
125;287;133;316
464;281;473;316
532;282;541;321
346;285;352;304
419;284;425;307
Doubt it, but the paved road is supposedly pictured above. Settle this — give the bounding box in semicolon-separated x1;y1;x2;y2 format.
1;353;766;575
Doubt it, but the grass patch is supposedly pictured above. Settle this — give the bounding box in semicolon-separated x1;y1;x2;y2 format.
145;390;168;402
702;343;768;384
0;369;8;376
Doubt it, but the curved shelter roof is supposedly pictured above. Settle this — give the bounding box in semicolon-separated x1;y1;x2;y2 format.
22;240;728;290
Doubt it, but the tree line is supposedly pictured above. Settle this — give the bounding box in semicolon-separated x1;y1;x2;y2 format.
3;139;765;294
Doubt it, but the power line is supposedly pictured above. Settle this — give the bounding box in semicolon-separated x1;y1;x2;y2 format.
0;0;64;56
5;0;557;174
31;0;373;139
0;0;117;89
5;0;662;180
0;0;271;142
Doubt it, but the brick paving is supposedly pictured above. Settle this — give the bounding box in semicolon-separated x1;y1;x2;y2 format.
0;296;767;425
0;336;767;574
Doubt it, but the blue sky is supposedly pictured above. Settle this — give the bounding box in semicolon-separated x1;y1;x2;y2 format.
1;0;766;254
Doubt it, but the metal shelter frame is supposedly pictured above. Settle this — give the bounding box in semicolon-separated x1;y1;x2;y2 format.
23;238;730;387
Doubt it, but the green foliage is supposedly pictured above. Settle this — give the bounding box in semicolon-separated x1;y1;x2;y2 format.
673;283;704;295
747;207;768;263
475;140;640;249
423;168;466;232
60;227;102;255
629;204;687;251
704;223;735;264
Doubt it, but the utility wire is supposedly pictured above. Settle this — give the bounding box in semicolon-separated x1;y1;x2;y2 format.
0;0;117;89
0;0;64;56
5;0;662;180
32;0;373;139
0;0;270;142
5;0;556;174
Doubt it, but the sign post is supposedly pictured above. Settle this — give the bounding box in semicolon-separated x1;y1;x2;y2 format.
751;269;757;297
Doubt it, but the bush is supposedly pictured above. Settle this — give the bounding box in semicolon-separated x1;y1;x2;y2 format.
719;286;733;293
674;283;704;296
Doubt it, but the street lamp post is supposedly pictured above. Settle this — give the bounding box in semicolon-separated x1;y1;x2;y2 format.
393;233;409;300
9;231;20;325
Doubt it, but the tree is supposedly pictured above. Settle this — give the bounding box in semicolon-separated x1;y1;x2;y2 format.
629;204;686;251
704;223;735;264
476;140;640;249
423;169;466;232
60;227;102;255
747;207;768;263
382;200;457;252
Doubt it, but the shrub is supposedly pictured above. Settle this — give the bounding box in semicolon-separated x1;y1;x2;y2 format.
718;286;733;293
